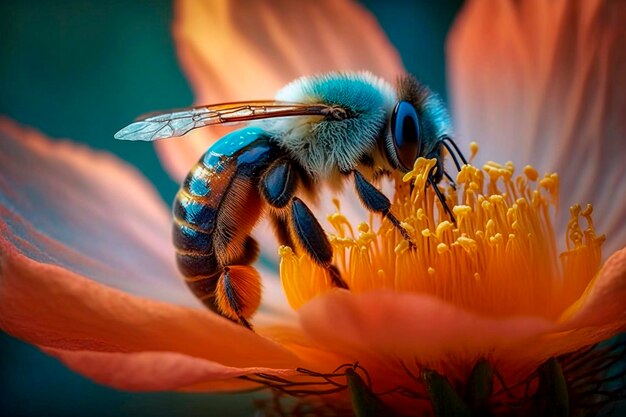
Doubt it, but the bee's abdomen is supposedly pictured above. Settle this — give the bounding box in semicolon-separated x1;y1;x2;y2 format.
172;159;235;306
171;128;277;324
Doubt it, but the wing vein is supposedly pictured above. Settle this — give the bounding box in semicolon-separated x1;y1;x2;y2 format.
114;101;337;142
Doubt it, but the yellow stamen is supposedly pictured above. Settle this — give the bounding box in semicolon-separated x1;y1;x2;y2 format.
279;152;604;319
469;142;479;162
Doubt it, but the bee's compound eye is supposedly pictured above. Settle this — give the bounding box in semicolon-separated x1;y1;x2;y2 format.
389;101;422;171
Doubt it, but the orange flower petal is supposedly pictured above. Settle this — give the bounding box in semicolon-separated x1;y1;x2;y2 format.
158;0;404;181
447;0;626;255
561;246;626;329
494;248;626;380
0;246;300;372
298;290;555;379
0;118;193;306
44;348;295;392
297;286;626;386
0;118;302;389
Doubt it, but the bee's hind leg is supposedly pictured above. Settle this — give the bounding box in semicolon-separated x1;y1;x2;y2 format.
259;160;349;290
269;212;296;249
210;237;262;330
352;171;415;248
215;264;260;330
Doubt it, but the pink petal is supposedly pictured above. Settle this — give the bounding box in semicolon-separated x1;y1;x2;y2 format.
447;0;626;255
0;246;301;389
0;118;193;306
158;0;404;181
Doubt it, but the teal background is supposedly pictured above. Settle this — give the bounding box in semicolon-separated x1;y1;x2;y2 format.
0;1;461;416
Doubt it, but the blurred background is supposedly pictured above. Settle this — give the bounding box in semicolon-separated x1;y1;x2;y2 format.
0;1;462;416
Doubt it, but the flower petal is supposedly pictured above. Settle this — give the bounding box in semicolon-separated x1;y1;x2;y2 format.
44;348;295;392
561;246;626;329
0;247;300;372
496;247;626;379
0;118;193;306
447;0;626;254
298;290;555;381
158;0;404;181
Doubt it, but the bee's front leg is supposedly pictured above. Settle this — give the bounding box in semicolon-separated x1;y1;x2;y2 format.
259;160;349;290
352;170;415;248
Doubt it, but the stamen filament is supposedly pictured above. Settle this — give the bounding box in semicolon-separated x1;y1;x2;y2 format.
280;154;604;320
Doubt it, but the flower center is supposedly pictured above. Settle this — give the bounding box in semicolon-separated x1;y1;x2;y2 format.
279;146;605;320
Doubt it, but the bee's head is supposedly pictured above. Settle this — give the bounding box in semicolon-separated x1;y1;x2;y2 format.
383;75;453;173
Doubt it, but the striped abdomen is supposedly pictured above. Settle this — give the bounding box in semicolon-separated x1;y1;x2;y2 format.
172;128;277;324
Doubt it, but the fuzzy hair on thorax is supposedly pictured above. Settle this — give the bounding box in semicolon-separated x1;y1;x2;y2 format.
254;72;397;181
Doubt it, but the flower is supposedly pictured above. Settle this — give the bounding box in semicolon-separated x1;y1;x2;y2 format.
1;0;625;416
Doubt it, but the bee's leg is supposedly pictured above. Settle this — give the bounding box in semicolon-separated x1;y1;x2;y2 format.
259;161;348;289
212;236;260;330
233;235;260;264
290;198;349;289
260;160;297;209
211;176;264;330
260;160;298;249
352;171;415;248
216;265;260;330
178;246;260;331
443;170;457;190
269;212;296;249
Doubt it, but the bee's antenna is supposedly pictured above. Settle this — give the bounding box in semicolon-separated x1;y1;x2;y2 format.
442;141;462;172
441;136;468;166
443;170;457;190
427;168;456;224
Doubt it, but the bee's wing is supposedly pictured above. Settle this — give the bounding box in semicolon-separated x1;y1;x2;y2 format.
114;100;337;141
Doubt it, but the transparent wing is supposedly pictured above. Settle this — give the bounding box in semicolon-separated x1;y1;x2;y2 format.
114;100;342;141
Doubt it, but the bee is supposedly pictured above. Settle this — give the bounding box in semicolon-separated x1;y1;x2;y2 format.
115;72;467;329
